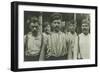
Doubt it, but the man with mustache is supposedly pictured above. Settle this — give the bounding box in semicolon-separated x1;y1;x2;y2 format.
24;16;42;61
45;13;67;60
78;19;90;59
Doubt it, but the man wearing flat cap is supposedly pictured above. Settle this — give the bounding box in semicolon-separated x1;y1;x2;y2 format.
45;13;68;60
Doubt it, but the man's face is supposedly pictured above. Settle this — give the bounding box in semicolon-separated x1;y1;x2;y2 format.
82;23;89;35
30;22;39;33
69;24;76;33
44;25;51;34
62;21;65;27
52;19;61;32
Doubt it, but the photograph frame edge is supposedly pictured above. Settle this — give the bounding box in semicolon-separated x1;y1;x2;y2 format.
11;1;98;72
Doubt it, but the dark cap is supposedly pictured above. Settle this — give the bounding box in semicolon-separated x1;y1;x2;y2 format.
30;16;39;23
67;20;77;26
50;13;62;22
82;19;89;24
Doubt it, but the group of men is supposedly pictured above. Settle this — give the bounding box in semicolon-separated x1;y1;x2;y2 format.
24;13;90;61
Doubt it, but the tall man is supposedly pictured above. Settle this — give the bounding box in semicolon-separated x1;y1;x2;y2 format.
45;13;67;60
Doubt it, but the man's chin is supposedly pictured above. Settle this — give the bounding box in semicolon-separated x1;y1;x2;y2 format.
55;27;59;31
83;32;88;35
46;31;50;34
55;30;59;32
32;31;38;34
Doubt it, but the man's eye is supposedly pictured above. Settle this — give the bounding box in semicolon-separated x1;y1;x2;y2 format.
86;25;88;27
54;22;56;24
32;26;34;28
32;26;38;28
57;22;60;24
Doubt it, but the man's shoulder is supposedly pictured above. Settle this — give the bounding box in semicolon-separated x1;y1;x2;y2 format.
79;33;83;36
42;33;48;38
24;32;32;38
68;32;78;37
79;33;86;38
79;33;90;38
42;33;47;36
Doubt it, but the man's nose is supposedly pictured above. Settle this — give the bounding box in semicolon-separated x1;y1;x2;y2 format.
33;27;37;30
55;23;58;26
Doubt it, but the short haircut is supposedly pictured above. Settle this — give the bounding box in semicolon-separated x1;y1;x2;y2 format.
29;16;40;25
82;19;89;26
50;13;62;22
43;21;50;28
67;20;77;26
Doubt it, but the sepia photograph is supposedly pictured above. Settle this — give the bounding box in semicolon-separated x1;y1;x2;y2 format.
24;11;90;61
11;1;97;71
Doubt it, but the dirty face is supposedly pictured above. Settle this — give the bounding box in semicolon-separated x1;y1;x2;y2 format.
44;24;51;34
51;19;61;32
30;22;39;34
82;23;89;35
69;23;76;34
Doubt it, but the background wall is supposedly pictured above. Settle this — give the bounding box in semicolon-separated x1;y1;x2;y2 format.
0;0;99;73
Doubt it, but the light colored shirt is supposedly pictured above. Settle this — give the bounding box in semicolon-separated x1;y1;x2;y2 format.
67;32;78;59
42;33;49;45
47;31;67;57
37;32;51;61
24;32;42;56
79;33;90;59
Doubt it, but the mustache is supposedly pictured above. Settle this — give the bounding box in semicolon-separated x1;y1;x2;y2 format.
32;29;38;32
55;26;59;28
83;28;87;30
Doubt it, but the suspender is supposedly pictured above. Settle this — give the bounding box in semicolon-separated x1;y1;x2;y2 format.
24;34;28;55
77;35;82;59
39;33;44;60
25;33;44;60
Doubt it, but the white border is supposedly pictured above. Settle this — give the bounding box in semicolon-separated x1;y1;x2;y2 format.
18;5;96;68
